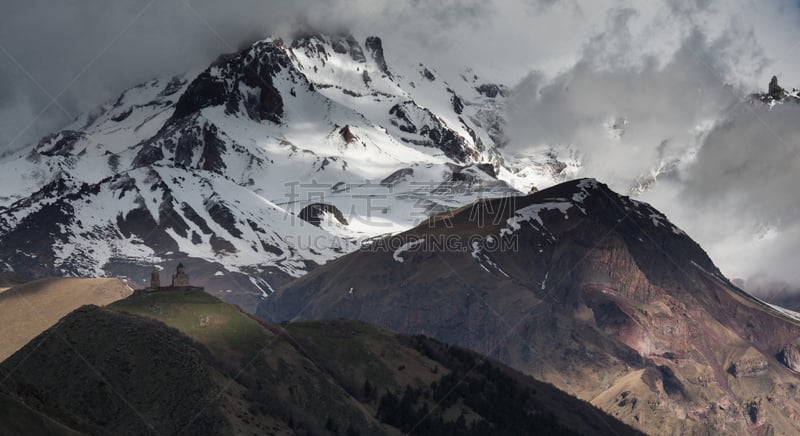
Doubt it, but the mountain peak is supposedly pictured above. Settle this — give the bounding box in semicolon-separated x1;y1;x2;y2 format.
749;74;800;105
263;178;800;434
169;37;293;124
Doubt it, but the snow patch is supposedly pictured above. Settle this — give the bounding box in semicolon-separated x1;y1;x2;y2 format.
500;201;572;237
393;238;425;263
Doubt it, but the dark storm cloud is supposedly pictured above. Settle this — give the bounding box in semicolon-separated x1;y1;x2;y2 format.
0;0;319;152
656;101;800;284
505;24;747;188
0;0;517;154
504;1;800;286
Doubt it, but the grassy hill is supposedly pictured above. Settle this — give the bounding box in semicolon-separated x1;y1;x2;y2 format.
0;277;132;361
0;289;638;435
0;393;84;436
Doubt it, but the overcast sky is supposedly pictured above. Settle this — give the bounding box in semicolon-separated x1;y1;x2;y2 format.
1;0;800;288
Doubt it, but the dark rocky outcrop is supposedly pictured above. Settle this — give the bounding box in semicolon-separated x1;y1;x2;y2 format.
171;68;228;120
778;343;800;372
750;75;800;105
345;34;366;63
730;352;769;377
339;124;356;143
172;39;291;124
450;163;497;182
158;75;187;97
451;94;464;114
365;36;391;78
769;75;786;100
475;83;508;98
36;130;86;157
133;117;240;174
298;203;348;226
389;101;475;162
380;168;414;187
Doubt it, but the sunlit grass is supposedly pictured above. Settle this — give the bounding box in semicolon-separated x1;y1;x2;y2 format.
109;290;270;363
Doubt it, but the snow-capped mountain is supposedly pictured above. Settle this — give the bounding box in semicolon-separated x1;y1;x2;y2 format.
0;33;573;310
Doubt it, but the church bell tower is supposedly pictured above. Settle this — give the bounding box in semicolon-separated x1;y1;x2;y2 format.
149;269;160;290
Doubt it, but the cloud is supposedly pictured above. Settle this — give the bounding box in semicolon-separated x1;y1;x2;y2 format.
505;26;745;189
0;0;610;153
1;0;800;287
504;1;800;286
649;101;800;285
0;0;404;151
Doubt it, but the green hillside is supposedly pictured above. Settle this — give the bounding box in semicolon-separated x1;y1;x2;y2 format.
0;289;639;435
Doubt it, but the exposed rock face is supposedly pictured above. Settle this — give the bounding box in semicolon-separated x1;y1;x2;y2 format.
339;125;356;143
769;76;786;100
389;101;475;162
132;39;301;171
746;397;767;426
451;94;464;114
730;348;769;377
263;179;800;435
35;130;87;156
450;163;497;183
475;83;508;98
379;168;414;187
779;344;800;372
172;40;289;123
365;36;391;77
298;203;348;226
750;75;800;105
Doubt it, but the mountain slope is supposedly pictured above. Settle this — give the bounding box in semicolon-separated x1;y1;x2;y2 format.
0;394;84;436
0;277;132;361
0;289;637;435
262;178;800;435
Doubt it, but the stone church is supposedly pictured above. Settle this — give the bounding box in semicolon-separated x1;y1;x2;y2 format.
147;263;203;291
172;263;190;287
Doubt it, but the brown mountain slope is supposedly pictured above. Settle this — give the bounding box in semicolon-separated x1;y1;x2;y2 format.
0;277;132;361
0;290;638;435
261;178;800;435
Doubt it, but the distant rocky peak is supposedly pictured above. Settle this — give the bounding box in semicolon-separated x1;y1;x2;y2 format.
475;83;508;99
750;75;800;106
170;37;295;123
769;75;785;99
